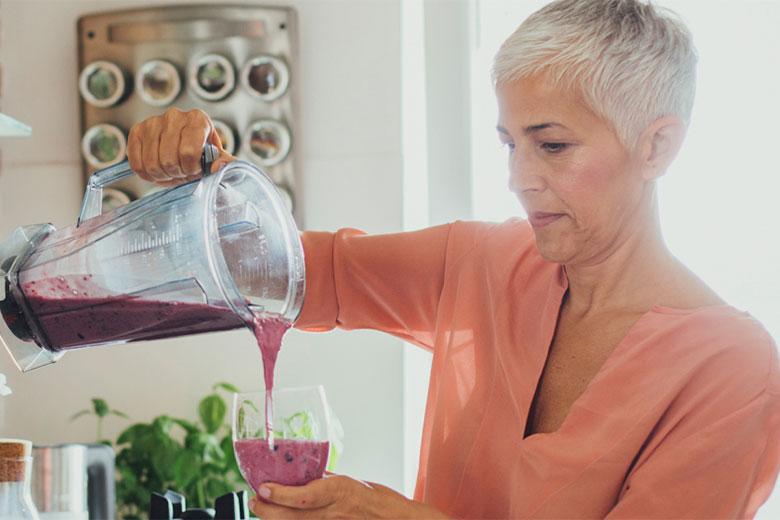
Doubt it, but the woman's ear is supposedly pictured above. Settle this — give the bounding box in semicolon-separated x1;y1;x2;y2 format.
638;115;686;181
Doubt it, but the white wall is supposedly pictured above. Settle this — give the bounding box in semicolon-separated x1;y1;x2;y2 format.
0;0;406;494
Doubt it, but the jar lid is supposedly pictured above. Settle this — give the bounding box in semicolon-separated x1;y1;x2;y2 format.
81;123;127;169
0;439;32;458
0;439;32;482
79;60;126;107
189;54;236;101
243;119;291;167
136;59;181;106
241;55;290;102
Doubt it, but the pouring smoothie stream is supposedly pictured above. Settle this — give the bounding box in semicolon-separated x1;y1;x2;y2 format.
248;313;291;443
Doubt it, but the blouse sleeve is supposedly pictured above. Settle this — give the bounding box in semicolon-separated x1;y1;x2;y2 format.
606;349;780;519
293;224;453;349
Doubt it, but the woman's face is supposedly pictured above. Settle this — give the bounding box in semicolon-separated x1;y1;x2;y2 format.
496;74;651;266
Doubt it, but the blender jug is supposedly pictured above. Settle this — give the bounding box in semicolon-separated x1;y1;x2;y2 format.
0;146;304;372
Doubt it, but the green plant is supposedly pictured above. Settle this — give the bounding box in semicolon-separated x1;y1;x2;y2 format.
112;382;247;519
70;397;129;444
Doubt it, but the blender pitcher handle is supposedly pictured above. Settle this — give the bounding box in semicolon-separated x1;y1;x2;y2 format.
77;143;221;226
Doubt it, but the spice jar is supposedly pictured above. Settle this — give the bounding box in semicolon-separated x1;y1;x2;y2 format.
189;54;236;102
78;60;128;108
241;55;290;101
81;123;127;169
0;439;40;520
243;119;291;167
136;59;182;107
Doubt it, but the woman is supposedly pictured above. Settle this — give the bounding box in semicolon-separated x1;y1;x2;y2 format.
127;0;780;517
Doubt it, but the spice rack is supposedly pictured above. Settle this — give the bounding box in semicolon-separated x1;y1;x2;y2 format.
77;4;302;224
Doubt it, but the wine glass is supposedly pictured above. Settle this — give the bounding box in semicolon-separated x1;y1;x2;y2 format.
232;385;332;492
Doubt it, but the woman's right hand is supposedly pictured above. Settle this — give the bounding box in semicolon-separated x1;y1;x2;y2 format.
126;107;236;187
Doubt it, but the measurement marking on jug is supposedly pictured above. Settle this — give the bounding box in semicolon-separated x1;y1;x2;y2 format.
121;226;183;256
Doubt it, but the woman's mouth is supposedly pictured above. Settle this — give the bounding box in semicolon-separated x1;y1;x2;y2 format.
528;212;565;228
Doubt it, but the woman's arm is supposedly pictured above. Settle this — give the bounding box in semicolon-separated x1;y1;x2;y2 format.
248;474;451;519
296;224;453;349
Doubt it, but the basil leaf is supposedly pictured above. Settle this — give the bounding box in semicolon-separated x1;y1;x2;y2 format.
199;395;226;434
69;409;91;422
174;451;201;488
116;423;152;445
213;381;240;394
92;398;109;418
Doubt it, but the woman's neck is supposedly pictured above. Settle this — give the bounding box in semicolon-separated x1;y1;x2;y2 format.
562;200;681;316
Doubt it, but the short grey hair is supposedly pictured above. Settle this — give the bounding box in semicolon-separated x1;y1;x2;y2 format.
492;0;697;150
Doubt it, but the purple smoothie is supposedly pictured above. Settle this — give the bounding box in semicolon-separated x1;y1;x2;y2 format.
18;274;294;443
249;314;291;439
234;438;329;488
19;275;244;350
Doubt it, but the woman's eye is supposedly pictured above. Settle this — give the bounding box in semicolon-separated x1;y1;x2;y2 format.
501;141;515;151
541;142;568;153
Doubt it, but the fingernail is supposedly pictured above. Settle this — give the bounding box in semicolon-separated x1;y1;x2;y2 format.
259;486;271;499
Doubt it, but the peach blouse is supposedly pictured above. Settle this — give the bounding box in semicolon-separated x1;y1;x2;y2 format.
295;219;780;519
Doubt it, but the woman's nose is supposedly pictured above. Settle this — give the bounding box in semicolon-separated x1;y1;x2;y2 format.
508;151;545;195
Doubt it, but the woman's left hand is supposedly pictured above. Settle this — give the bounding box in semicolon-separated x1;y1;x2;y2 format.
248;473;450;519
